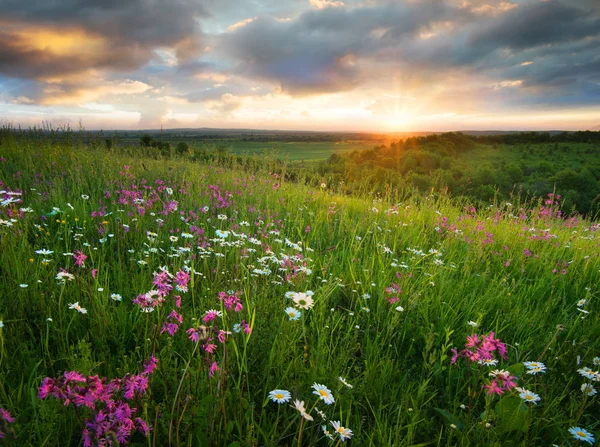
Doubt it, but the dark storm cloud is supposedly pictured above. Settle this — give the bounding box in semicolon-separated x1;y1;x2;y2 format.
0;0;207;80
219;1;457;94
2;0;599;111
0;0;206;46
0;31;149;79
467;1;600;50
218;0;600;103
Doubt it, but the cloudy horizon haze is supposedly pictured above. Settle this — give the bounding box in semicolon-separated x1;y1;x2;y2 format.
1;0;599;132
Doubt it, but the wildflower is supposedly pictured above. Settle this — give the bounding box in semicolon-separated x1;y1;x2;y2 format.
577;299;587;307
467;321;478;328
19;284;28;288
187;325;210;343
73;250;87;267
268;389;291;404
315;407;327;420
291;400;313;421
68;302;87;314
35;249;54;255
578;367;597;380
478;359;499;366
331;421;353;442
569;427;595;445
209;362;219;378
312;383;335;405
285;307;301;321
161;310;183;336
0;407;15;439
322;425;334;440
143;355;158;375
55;271;75;283
292;292;314;310
110;294;122;302
203;309;222;322
0;321;3;328
594;357;600;366
523;361;545;370
451;332;507;365
517;388;541;405
581;383;597;397
526;366;547;375
338;377;353;388
484;370;517;395
395;306;404;312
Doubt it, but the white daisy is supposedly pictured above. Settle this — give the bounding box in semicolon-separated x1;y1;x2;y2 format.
569;427;595;445
312;383;335;405
268;389;291;404
331;421;353;442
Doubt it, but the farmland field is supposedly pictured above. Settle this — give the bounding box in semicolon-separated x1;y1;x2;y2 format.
0;133;598;446
213;140;376;161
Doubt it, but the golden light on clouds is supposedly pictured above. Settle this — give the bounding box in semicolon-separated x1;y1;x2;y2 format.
41;80;151;105
1;0;598;131
13;26;107;58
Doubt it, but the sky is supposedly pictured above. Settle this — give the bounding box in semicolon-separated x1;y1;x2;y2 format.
0;0;599;132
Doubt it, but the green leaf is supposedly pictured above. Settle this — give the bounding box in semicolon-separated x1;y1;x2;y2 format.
495;395;530;434
434;408;465;430
505;363;525;377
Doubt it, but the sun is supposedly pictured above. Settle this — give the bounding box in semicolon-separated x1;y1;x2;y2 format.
380;111;415;132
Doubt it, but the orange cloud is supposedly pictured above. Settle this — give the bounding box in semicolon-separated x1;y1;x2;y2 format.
41;80;151;105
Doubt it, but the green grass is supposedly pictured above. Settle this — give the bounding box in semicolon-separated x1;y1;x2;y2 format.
219;140;374;161
0;134;598;446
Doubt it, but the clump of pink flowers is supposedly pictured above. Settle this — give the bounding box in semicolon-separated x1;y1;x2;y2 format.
39;356;157;446
483;369;518;395
218;290;243;312
451;332;507;365
0;408;15;439
73;250;87;268
161;310;183;336
384;283;402;304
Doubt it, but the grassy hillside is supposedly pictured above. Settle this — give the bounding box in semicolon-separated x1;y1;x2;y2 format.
0;134;598;446
317;132;600;215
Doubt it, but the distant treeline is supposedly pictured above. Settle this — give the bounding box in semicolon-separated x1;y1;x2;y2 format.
315;132;600;215
471;130;600;145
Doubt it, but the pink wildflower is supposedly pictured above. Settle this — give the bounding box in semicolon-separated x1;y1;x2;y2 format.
73;250;87;267
209;362;219;378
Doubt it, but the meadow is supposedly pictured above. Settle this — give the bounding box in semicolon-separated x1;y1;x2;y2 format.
0;131;598;446
210;140;373;161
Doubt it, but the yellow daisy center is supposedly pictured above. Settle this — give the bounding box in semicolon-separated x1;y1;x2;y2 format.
577;431;587;438
319;390;328;397
337;427;345;433
275;394;284;399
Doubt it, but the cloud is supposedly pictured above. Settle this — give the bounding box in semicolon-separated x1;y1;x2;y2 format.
40;79;151;105
227;17;257;32
309;0;345;9
218;0;599;103
467;1;600;51
0;0;207;104
205;93;243;115
1;0;599;129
